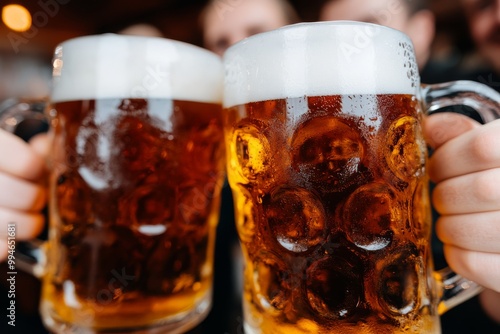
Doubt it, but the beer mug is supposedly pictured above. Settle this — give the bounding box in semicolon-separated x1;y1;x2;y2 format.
222;21;500;333
0;34;225;333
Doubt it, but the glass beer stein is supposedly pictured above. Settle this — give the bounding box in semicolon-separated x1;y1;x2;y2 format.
222;21;500;333
0;34;225;333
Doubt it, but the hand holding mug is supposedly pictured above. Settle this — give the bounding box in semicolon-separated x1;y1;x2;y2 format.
0;129;48;261
1;34;226;334
425;113;500;323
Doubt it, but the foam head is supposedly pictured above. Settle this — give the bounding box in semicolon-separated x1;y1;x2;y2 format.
51;34;223;103
223;21;420;108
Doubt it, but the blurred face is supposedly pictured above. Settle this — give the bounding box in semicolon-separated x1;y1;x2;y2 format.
463;0;500;72
320;0;410;32
320;0;435;69
203;0;289;56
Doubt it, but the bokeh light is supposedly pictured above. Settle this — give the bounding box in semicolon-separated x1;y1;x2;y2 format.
2;4;32;32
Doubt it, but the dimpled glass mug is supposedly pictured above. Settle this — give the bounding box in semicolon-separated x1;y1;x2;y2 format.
0;34;225;333
222;21;500;334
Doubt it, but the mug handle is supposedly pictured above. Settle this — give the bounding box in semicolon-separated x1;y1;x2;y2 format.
421;80;500;314
0;99;49;278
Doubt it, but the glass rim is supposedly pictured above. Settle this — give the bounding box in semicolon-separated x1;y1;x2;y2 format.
51;33;223;104
224;20;411;57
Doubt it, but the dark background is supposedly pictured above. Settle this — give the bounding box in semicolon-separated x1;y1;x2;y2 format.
0;0;475;60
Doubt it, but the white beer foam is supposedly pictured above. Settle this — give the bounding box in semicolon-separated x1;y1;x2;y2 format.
223;21;420;108
52;34;223;103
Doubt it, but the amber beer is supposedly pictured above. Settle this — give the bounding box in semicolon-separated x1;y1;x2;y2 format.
40;35;225;333
225;94;435;333
223;22;440;333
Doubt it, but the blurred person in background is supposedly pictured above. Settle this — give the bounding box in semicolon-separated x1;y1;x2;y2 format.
319;0;436;79
118;23;164;37
460;0;500;91
201;0;300;56
0;56;51;102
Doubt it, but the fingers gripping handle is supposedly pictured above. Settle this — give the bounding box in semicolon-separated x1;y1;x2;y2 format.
422;80;500;314
0;100;48;278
